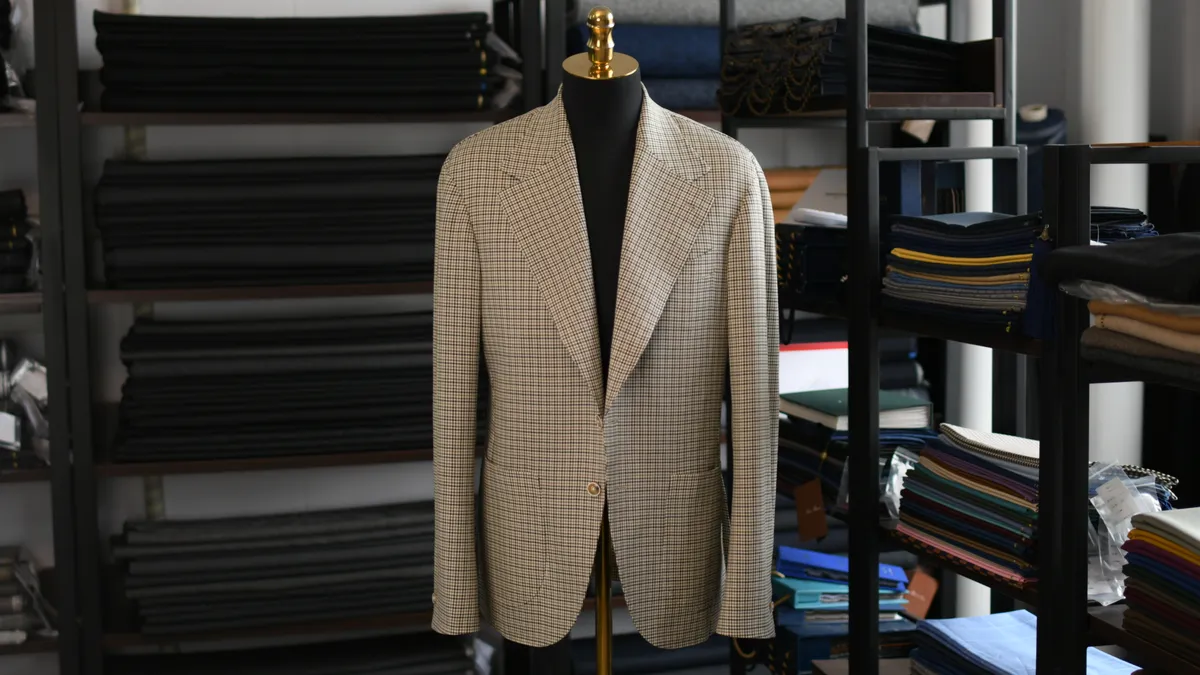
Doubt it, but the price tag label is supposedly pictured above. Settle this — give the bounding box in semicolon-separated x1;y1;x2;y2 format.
794;480;829;542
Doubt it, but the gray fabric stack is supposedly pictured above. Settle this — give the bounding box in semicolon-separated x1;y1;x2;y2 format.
114;502;436;635
569;0;919;30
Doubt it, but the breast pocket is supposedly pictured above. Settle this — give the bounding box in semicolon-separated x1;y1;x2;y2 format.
481;460;547;611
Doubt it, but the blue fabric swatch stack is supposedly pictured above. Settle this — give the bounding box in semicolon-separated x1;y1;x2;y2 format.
881;212;1048;335
567;23;721;110
912;610;1137;675
1091;206;1158;243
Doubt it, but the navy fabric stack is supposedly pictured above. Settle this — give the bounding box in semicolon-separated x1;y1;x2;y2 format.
1092;206;1158;243
567;23;721;110
881;212;1046;335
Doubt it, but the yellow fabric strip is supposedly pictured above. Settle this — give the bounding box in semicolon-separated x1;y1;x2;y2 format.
891;248;1034;266
887;267;1030;285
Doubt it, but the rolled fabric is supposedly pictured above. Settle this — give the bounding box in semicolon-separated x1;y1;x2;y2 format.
570;0;919;31
1094;314;1200;355
1089;300;1200;334
567;23;720;77
764;167;822;192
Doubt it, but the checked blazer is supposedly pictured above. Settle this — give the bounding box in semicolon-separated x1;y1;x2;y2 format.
432;88;778;649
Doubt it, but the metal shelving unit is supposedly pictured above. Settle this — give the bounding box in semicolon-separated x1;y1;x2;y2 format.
1047;141;1200;675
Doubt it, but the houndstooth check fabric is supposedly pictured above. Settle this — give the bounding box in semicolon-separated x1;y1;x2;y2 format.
432;88;778;649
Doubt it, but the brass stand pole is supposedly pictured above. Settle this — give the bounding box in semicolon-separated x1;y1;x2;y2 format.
595;511;613;675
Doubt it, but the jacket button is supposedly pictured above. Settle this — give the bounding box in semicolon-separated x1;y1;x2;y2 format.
587;482;601;496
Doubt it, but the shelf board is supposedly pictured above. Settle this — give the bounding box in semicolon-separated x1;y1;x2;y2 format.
725;92;1001;128
81;110;512;127
884;524;1038;606
87;282;431;304
95;448;441;477
1085;359;1200;394
0;292;42;315
1089;605;1200;675
0;633;58;656
102;611;433;651
0;466;52;483
0;113;36;128
813;659;911;675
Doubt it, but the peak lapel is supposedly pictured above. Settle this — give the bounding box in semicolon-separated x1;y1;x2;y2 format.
605;98;714;412
499;98;605;412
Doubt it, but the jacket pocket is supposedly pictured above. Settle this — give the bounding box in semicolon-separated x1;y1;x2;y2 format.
658;466;727;610
482;460;547;611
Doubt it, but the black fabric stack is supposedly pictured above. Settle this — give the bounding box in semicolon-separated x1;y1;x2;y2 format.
92;11;504;113
112;311;482;462
93;156;442;289
719;17;969;116
0;190;33;292
112;502;438;635
109;633;472;675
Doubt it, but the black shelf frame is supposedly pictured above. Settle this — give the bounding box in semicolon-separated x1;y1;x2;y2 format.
41;2;543;674
1046;141;1200;675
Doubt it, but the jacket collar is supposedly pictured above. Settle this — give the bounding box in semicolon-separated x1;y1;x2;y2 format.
498;87;715;415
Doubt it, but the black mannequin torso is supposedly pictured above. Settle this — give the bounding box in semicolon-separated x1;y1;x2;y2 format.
562;70;643;385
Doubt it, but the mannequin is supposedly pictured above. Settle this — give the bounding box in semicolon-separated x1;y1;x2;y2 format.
561;9;642;381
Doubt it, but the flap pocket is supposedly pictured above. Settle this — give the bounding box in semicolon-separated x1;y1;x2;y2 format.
481;460;547;611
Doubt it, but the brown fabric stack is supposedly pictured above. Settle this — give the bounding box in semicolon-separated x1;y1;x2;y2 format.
765;167;823;223
1082;300;1200;383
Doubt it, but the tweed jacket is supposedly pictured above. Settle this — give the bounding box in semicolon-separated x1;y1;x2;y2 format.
431;89;779;649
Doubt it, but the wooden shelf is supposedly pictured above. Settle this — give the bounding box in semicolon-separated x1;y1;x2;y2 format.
1086;359;1200;394
87;281;431;304
0;466;52;483
102;611;433;651
0;113;36;128
885;524;1039;606
96;448;441;477
81;110;512;127
1089;605;1200;675
0;633;58;656
0;292;42;315
813;658;911;675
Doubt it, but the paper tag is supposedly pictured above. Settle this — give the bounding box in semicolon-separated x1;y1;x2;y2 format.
903;568;939;620
794;480;829;542
1095;478;1141;524
0;413;19;451
472;637;495;675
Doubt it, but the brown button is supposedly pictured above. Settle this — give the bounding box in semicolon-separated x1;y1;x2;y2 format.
587;482;601;496
431;592;437;604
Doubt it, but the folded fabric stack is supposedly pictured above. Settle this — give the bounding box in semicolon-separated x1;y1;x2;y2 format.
1045;232;1200;384
911;610;1136;675
112;311;483;462
768;547;916;673
882;212;1046;334
1120;508;1200;664
895;424;1041;591
1092;206;1158;243
569;0;919;29
113;502;437;635
719;18;966;117
0;546;55;646
93;11;511;113
112;632;472;675
0;189;34;292
572;634;730;674
776;219;848;307
93;156;442;288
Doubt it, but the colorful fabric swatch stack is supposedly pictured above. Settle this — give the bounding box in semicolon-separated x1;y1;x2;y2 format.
911;610;1137;675
1120;508;1200;664
882;212;1046;334
894;424;1040;591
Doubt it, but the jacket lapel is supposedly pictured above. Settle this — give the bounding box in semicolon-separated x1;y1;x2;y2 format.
499;98;605;412
605;96;714;412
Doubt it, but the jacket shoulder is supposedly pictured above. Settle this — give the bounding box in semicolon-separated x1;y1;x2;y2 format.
665;111;762;179
440;106;542;182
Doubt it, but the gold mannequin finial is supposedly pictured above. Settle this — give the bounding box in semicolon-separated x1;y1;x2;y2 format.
563;6;639;80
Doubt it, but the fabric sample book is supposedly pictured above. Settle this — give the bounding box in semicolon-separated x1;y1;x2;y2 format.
432;90;778;649
1121;507;1200;664
93;156;443;288
93;11;513;112
1044;233;1200;303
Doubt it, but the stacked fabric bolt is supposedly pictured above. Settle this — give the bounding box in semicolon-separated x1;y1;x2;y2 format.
1045;233;1200;385
1092;206;1158;243
895;424;1041;591
113;311;484;462
568;0;920;29
92;11;513;113
111;633;473;675
1119;508;1200;664
882;212;1047;335
93;156;442;289
113;502;437;635
0;546;56;646
0;190;34;292
911;610;1136;675
720;18;966;117
766;167;823;223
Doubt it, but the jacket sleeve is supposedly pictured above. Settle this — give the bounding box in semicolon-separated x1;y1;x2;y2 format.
716;161;780;639
431;158;483;635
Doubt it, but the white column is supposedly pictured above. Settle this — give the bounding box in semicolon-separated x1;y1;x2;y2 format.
1080;0;1150;465
947;0;994;618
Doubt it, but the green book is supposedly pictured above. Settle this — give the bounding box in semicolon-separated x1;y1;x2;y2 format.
779;388;931;431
